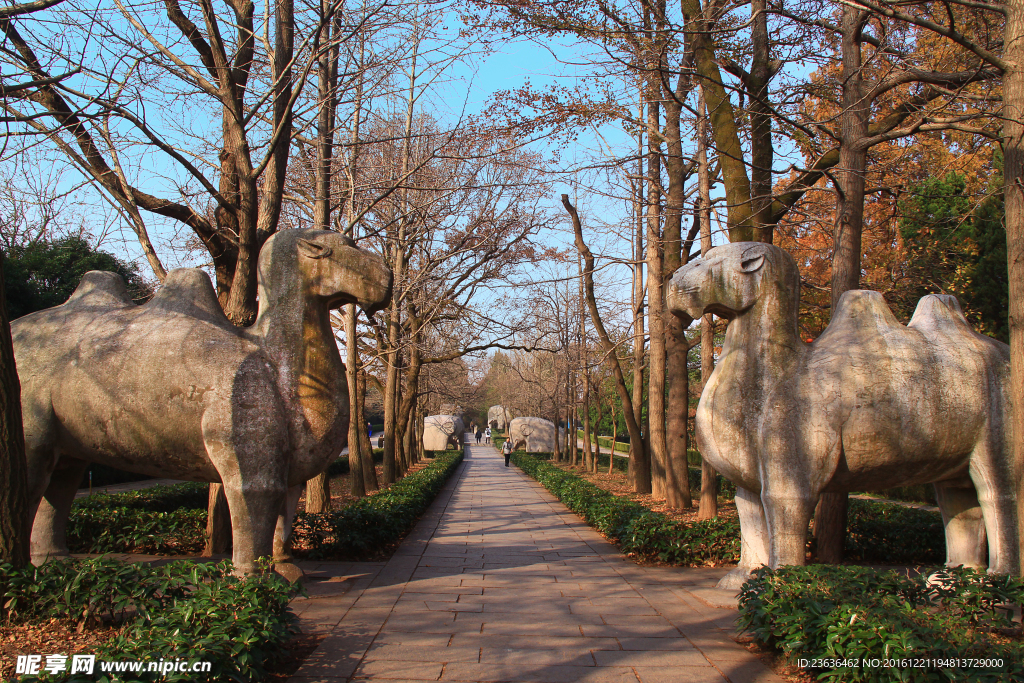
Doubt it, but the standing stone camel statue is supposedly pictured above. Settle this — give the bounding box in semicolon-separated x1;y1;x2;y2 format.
13;229;392;575
666;242;1018;589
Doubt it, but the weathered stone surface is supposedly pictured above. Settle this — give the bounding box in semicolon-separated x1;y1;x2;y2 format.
13;229;392;575
508;417;563;453
666;242;1019;588
487;405;513;430
423;415;465;451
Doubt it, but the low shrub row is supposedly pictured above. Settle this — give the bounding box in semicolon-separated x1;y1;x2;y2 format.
510;453;739;566
69;483;209;555
512;454;948;568
292;450;463;559
2;557;296;682
846;498;945;565
67;450;463;559
738;564;1024;682
67;507;207;555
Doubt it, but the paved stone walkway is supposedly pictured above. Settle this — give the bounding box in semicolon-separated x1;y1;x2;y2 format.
288;443;782;683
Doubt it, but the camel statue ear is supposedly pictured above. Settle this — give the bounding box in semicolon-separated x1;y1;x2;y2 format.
298;239;333;260
739;253;765;273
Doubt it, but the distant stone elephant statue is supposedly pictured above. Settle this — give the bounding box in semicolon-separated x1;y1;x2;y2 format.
666;242;1018;588
13;229;392;575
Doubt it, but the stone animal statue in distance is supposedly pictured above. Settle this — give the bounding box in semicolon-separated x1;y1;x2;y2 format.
666;242;1018;589
13;229;393;576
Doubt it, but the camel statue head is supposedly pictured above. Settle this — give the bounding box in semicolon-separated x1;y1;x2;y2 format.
666;242;799;321
258;229;393;316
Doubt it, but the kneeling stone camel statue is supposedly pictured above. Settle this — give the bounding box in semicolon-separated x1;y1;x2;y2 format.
667;242;1018;589
13;229;392;575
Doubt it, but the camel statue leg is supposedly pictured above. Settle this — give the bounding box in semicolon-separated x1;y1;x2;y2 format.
934;480;987;569
967;431;1019;575
273;484;304;562
30;456;89;564
217;473;285;576
202;393;288;576
762;485;815;569
717;486;770;590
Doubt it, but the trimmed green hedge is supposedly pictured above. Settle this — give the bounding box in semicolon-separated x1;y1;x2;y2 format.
511;453;739;566
847;499;945;565
69;483;209;554
2;557;296;682
293;450;463;559
738;564;1024;683
67;451;463;560
512;454;948;568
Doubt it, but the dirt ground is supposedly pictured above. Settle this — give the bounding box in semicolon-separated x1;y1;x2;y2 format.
0;619;119;680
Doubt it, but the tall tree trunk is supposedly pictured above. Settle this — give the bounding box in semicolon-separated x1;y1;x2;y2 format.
382;336;400;484
663;70;695;509
305;471;331;513
552;400;562;461
817;6;869;565
697;314;719;521
696;91;719;521
630;89;650;494
0;251;30;568
563;195;649;490
582;369;593;471
345;306;365;497
645;69;669;501
681;0;754;240
1008;0;1024;577
357;369;378;492
609;408;618;474
749;0;775;243
204;484;232;555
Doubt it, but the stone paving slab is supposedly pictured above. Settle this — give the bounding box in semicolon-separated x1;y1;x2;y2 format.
287;444;784;683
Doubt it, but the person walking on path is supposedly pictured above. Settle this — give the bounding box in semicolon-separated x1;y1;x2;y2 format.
501;438;512;467
485;427;491;444
475;428;482;444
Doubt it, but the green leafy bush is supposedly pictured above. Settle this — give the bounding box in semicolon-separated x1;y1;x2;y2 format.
511;453;739;566
67;508;207;555
293;450;463;559
738;564;1024;682
1;557;297;682
68;483;209;554
73;483;209;513
847;499;945;564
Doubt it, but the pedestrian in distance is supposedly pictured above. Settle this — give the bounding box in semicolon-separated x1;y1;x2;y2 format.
485;427;491;444
475;428;482;444
502;438;512;467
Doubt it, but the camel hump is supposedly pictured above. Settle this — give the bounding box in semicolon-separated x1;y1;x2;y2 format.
145;268;231;326
66;271;135;310
833;290;902;332
908;294;973;336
